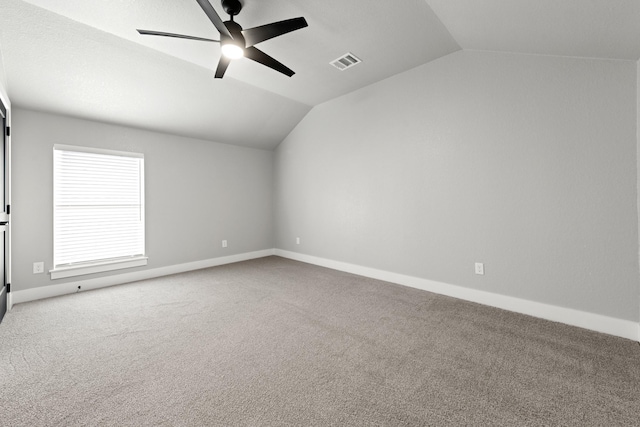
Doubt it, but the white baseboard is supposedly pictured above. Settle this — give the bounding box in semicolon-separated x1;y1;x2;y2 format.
275;249;640;342
12;249;275;305
11;248;639;342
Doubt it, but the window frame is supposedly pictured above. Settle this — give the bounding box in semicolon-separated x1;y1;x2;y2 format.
50;144;147;279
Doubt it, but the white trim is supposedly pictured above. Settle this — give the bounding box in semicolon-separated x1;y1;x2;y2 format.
0;92;10;312
13;249;274;305
275;249;640;342
50;256;148;279
53;144;143;158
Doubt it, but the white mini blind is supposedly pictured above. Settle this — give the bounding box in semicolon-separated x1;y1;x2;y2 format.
53;145;145;268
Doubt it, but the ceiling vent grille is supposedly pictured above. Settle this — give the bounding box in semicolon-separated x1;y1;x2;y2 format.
330;53;361;71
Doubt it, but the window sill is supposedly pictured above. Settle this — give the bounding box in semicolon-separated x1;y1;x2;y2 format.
50;257;148;280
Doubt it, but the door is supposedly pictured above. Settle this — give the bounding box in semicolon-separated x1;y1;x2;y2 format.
0;97;8;323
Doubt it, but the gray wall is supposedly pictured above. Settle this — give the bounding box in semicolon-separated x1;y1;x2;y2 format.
12;108;274;291
275;50;640;322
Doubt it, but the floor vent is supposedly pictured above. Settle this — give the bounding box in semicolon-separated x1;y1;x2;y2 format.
330;53;361;71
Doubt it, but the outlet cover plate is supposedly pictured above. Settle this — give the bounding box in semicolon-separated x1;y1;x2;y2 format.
33;262;44;274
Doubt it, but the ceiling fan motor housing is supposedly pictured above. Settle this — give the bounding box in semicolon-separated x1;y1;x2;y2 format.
222;0;242;16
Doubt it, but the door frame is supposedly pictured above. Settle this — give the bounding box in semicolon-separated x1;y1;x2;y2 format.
0;91;10;315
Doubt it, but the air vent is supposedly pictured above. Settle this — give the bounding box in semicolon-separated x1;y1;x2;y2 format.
330;53;361;71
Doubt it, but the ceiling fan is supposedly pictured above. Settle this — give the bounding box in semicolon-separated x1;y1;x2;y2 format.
137;0;308;78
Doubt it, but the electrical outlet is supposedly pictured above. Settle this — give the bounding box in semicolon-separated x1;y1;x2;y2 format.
33;262;44;274
296;237;300;245
475;262;484;275
222;240;227;248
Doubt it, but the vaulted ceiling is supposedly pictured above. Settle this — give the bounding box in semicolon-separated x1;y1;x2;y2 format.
1;0;639;150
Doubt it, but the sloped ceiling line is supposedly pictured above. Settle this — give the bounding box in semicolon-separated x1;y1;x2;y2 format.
1;0;639;149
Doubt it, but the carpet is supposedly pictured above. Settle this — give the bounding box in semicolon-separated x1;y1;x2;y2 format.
1;256;639;426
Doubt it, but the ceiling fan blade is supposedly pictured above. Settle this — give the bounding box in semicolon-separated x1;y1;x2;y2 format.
244;46;295;77
137;29;219;42
242;17;308;47
195;0;232;39
215;56;231;79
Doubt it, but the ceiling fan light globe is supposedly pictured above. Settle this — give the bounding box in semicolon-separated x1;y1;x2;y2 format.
221;43;244;59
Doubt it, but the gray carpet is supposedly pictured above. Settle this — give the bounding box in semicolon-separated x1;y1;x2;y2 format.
1;256;639;426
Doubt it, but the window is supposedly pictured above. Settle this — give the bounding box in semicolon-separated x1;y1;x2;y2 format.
51;145;147;279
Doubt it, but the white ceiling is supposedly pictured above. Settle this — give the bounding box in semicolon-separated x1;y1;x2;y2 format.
1;0;640;149
428;0;640;60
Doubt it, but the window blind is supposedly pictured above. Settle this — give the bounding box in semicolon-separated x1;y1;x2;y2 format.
53;145;145;268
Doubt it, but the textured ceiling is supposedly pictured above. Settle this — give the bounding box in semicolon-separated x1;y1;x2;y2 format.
1;0;639;149
427;0;640;60
0;0;312;149
13;0;460;106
